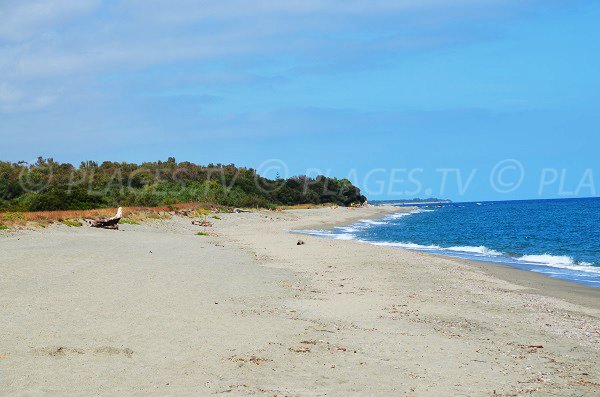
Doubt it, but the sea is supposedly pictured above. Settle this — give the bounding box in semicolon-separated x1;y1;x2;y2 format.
295;197;600;287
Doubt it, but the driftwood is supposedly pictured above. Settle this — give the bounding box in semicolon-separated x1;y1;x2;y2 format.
192;215;213;227
91;207;122;230
176;209;195;217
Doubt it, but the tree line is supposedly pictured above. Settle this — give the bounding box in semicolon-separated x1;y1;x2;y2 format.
0;157;366;211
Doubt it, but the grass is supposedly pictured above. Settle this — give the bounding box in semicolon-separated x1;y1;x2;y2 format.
0;224;9;230
2;208;115;226
0;202;214;227
1;212;26;222
119;218;140;225
60;220;83;227
0;201;283;228
275;203;337;210
195;232;208;236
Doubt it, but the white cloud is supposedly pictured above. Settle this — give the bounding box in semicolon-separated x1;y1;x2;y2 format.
0;0;552;113
0;0;100;42
0;83;58;113
118;0;514;21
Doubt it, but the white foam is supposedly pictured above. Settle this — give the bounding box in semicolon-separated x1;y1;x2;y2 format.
516;254;600;274
291;229;331;237
446;246;503;257
360;219;388;225
336;226;359;232
387;209;427;219
333;234;357;240
292;229;357;241
295;209;600;283
518;254;574;266
371;241;442;250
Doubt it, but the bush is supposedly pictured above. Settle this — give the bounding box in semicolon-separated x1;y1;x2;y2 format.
0;159;367;211
60;220;82;227
119;218;140;225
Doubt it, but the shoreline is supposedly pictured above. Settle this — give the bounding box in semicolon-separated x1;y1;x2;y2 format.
1;205;598;395
298;205;600;301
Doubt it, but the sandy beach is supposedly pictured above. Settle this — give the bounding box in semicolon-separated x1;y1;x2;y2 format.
1;206;599;396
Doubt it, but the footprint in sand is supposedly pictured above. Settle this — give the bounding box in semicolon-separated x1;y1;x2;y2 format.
33;346;134;358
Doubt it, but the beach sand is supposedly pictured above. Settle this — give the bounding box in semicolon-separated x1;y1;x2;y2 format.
1;206;599;396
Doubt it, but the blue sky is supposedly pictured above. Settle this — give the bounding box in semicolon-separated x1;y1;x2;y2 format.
1;0;599;201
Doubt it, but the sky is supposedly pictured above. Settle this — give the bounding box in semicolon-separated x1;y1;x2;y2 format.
1;0;599;201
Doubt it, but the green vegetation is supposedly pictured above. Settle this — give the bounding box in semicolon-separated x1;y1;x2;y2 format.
119;218;140;225
0;157;366;212
195;232;208;236
60;220;82;227
211;215;221;220
1;212;25;222
0;224;9;230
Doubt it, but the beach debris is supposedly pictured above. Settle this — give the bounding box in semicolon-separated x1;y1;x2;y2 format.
228;355;270;365
576;379;600;387
192;215;213;227
248;355;269;365
233;208;251;213
90;207;122;230
289;347;311;353
94;346;134;358
175;209;195;217
34;345;133;357
297;240;305;245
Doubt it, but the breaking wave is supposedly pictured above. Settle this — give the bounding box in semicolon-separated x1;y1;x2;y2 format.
292;203;600;287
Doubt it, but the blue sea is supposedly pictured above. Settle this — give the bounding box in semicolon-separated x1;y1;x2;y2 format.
296;198;600;287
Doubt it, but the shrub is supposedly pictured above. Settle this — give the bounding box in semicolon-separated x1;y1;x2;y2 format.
60;220;82;227
2;212;25;222
119;218;140;225
0;159;367;211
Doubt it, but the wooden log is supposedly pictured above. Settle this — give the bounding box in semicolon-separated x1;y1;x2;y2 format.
91;207;122;230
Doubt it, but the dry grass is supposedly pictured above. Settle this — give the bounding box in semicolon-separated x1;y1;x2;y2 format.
275;203;338;210
0;202;334;228
60;220;83;227
0;202;223;227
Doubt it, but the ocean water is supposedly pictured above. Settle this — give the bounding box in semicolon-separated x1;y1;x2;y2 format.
296;198;600;287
